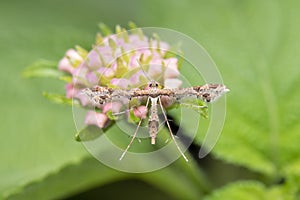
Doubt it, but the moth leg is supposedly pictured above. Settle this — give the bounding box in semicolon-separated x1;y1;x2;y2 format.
111;110;127;116
112;103;142;117
158;118;173;144
119;97;150;160
180;103;207;109
158;97;188;162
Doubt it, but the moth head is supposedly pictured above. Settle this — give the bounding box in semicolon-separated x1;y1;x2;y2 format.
148;80;159;88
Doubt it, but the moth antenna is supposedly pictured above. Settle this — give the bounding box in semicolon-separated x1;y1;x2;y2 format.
158;97;188;162
136;56;152;82
156;60;168;85
136;54;173;87
119;97;150;160
154;59;171;87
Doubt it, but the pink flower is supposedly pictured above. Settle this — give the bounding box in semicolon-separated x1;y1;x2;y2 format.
57;24;183;127
75;92;92;107
86;71;99;85
96;67;115;78
110;78;130;89
58;57;73;74
86;50;102;70
129;70;145;85
102;102;123;114
65;83;92;106
151;40;170;54
164;78;182;89
58;49;84;74
66;49;83;61
84;111;108;128
133;106;148;119
65;83;75;98
95;46;114;62
164;58;180;79
72;66;89;86
148;63;163;79
128;53;143;69
127;35;148;49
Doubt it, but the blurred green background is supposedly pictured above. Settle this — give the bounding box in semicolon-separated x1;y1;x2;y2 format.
1;0;300;199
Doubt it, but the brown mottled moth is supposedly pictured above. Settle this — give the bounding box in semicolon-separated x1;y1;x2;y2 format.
83;79;229;162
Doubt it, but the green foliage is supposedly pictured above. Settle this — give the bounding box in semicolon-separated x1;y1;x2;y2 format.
205;181;295;200
128;109;141;123
42;92;73;106
22;60;64;79
98;23;113;36
5;158;128;200
195;0;300;187
75;125;103;142
2;0;300;199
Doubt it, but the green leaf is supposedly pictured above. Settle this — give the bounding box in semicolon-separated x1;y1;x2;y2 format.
75;45;88;59
22;59;66;79
201;0;300;180
204;181;295;200
106;110;118;120
127;108;141;123
42;92;73;106
5;157;128;200
178;99;208;119
157;0;300;184
4;0;300;199
98;23;112;36
97;124;210;199
59;75;72;83
95;33;104;46
75;125;103;142
140;158;210;200
108;38;117;52
128;21;137;29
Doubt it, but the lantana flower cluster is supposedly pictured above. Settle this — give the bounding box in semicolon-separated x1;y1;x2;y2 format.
58;25;182;128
